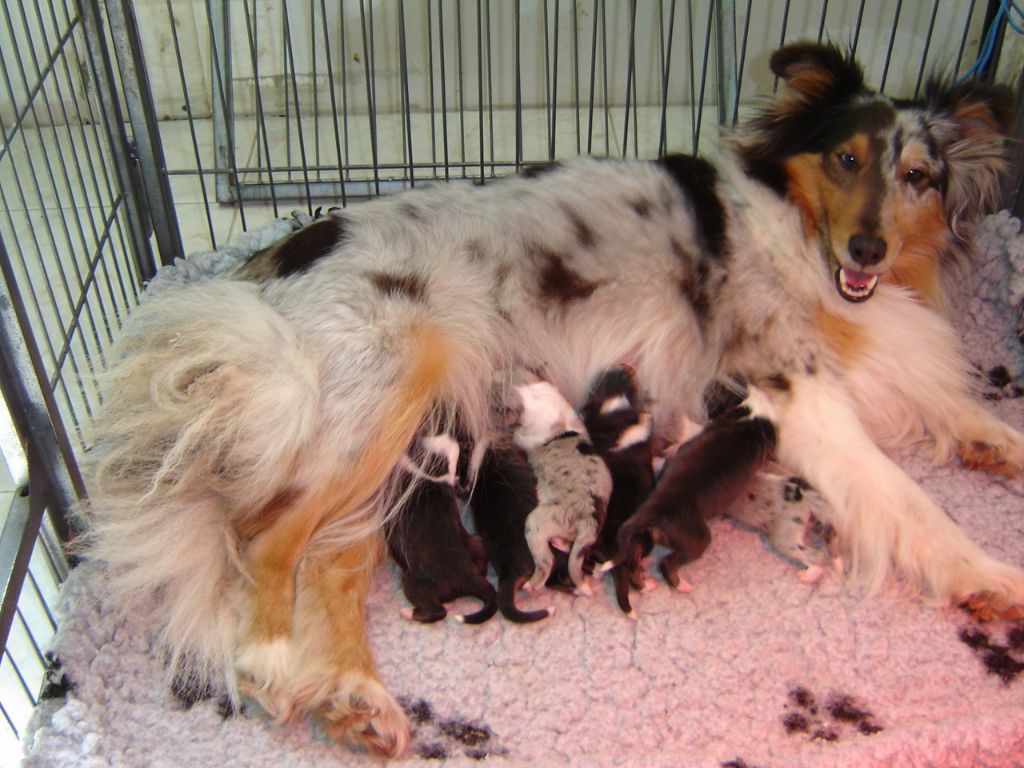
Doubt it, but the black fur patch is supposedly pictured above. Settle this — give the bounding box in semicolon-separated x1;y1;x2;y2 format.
400;202;424;221
678;257;713;331
657;155;728;260
762;373;791;392
629;197;654;218
368;271;427;301
267;215;347;278
561;204;598;248
466;239;488;261
536;248;601;303
739;99;896;196
520;160;562;178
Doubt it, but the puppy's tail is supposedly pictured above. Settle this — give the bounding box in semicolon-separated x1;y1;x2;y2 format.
612;517;653;615
497;578;550;623
457;578;499;625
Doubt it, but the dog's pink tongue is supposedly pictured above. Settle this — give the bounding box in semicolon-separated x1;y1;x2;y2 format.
843;268;874;288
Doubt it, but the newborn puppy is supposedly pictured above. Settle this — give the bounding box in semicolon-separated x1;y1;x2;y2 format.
701;378;841;582
514;381;613;593
577;364;657;611
468;440;554;623
728;471;841;583
615;399;777;615
385;434;497;624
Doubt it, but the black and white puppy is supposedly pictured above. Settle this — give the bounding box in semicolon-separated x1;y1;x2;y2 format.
614;399;777;616
577;364;658;610
385;434;497;624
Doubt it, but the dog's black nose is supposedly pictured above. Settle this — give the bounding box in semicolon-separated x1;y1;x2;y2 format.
848;234;887;267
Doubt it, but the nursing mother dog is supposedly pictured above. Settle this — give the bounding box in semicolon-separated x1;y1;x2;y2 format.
83;42;1024;756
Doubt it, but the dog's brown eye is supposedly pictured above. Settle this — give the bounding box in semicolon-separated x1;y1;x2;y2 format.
837;152;858;171
905;168;929;187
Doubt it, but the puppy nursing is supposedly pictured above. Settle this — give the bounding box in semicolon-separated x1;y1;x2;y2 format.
513;381;613;594
385;434;497;624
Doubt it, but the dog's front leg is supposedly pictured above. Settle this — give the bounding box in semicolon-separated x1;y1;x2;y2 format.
767;374;1024;614
954;398;1024;480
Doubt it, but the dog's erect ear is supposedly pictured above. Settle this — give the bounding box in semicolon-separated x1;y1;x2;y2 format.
924;78;1014;138
769;42;865;103
923;78;1014;223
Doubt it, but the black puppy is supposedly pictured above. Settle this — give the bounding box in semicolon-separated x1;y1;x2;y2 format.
614;401;777;616
386;434;497;624
468;441;554;623
576;364;657;611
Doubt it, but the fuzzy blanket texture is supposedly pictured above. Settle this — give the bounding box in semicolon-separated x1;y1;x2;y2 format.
21;211;1024;768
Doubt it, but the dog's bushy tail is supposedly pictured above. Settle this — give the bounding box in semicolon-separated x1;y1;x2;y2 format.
79;280;322;697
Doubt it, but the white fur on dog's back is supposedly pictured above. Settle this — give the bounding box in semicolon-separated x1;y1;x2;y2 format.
81;280;322;695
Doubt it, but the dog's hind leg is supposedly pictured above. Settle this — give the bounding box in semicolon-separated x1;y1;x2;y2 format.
290;536;411;758
771;374;1024;612
567;511;601;590
236;323;454;722
523;506;560;591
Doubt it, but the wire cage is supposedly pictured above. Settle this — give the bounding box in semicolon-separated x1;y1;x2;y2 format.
0;0;1022;759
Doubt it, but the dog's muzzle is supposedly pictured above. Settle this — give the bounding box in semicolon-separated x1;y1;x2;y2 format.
834;267;879;303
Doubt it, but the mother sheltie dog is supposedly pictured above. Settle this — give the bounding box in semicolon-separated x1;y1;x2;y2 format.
83;43;1024;756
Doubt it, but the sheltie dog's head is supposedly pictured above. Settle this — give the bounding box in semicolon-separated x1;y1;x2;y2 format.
729;42;1014;307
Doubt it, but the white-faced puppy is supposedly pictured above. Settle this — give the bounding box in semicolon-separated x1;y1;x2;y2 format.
468;439;554;623
513;381;613;593
385;434;497;624
577;364;658;608
615;401;778;615
83;41;1024;755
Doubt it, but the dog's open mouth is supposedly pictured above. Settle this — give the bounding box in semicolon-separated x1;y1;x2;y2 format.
834;267;878;303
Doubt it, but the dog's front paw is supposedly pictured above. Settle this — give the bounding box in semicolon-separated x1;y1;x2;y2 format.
960;439;1024;480
235;636;295;722
960;591;1024;623
316;673;411;758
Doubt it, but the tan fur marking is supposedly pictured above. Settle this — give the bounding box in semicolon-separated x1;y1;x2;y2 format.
241;324;452;644
782;155;823;237
883;193;946;307
784;66;840;101
813;303;866;364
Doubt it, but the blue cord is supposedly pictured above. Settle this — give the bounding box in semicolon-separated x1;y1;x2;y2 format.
960;0;1024;81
